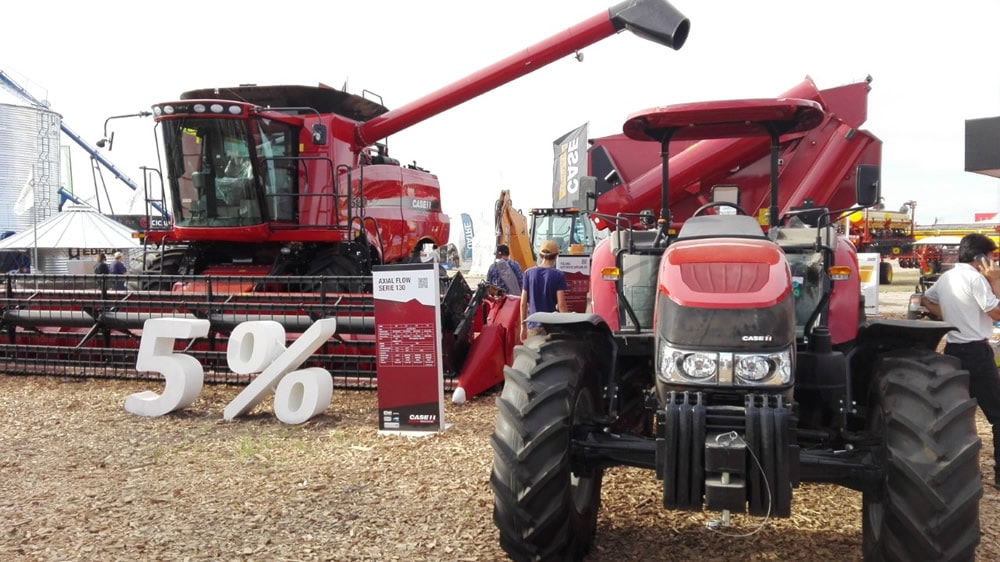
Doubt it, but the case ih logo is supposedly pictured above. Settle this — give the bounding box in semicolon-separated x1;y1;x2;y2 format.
408;414;437;423
146;217;172;230
116;215;173;232
741;335;773;342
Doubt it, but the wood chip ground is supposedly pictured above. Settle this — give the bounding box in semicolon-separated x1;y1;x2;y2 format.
2;375;998;561
2;272;998;561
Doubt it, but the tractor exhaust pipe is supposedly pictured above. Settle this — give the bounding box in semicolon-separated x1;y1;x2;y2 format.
355;0;689;148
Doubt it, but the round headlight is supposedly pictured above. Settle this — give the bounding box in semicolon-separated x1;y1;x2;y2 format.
210;103;224;113
681;353;717;380
735;355;771;381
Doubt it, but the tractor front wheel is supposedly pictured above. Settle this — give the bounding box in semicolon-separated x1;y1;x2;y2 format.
490;335;603;562
862;350;981;561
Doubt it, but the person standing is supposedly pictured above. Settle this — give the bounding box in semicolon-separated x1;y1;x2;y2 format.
520;239;568;340
487;244;523;294
111;251;127;289
922;233;1000;488
94;253;110;275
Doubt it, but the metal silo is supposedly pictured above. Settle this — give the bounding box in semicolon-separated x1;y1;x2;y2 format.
0;102;62;272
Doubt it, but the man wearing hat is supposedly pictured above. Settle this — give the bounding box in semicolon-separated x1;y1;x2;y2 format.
487;244;523;294
520;239;568;339
111;251;127;289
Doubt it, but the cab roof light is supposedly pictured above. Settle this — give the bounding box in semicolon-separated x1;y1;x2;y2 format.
530;207;579;215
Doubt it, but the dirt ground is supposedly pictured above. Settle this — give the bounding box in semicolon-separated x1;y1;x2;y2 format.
2;264;999;561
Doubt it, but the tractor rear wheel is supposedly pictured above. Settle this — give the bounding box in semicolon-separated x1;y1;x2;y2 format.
491;336;603;562
878;261;893;285
862;350;981;561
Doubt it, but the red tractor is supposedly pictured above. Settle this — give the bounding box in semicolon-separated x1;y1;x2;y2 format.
136;0;690;290
490;90;982;560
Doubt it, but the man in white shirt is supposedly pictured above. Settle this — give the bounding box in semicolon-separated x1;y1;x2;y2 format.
923;233;1000;488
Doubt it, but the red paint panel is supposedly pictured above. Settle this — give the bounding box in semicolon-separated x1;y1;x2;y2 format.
679;262;768;293
661;239;790;308
667;242;781;265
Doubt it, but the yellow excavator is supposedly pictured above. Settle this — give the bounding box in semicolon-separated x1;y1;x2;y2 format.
495;190;536;269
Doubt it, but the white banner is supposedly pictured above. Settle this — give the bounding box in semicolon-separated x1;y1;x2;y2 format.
857;253;880;315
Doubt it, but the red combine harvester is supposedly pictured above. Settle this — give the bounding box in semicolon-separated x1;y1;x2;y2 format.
0;1;689;400
491;79;982;561
137;1;687;285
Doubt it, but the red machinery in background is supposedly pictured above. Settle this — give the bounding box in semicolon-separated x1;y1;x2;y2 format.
845;203;917;284
588;77;880;231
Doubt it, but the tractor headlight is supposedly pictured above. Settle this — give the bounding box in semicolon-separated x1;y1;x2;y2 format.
682;353;718;379
658;340;792;387
658;341;718;384
733;349;792;385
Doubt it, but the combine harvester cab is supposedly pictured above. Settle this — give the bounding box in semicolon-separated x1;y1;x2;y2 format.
491;83;982;561
1;0;690;402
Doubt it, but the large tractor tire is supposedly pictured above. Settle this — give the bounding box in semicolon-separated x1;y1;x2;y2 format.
491;336;603;562
304;251;364;293
129;248;186;291
878;261;893;285
862;350;981;561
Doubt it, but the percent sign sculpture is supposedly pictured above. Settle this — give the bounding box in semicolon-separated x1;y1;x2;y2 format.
124;318;339;424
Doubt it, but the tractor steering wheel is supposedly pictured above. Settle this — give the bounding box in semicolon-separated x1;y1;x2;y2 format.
692;201;750;217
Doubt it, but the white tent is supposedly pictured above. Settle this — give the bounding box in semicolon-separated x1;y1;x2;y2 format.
0;204;142;250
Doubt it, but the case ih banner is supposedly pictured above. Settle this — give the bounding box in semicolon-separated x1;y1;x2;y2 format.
552;123;588;207
372;263;445;433
460;213;475;261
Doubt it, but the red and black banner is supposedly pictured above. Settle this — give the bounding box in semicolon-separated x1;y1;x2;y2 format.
373;263;445;432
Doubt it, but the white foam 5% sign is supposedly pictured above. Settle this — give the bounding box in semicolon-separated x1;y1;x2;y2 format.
124;317;338;424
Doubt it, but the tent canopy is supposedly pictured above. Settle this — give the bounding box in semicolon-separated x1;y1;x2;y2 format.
0;204;142;250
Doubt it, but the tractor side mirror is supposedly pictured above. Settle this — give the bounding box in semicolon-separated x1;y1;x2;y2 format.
855;164;880;208
312;124;328;146
579;175;598;213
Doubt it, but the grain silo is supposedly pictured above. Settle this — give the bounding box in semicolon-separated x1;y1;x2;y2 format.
0;102;62;272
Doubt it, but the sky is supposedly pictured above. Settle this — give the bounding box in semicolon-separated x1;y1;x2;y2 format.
2;0;999;246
